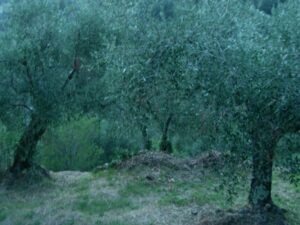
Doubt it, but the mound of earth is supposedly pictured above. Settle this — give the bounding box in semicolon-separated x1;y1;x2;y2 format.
187;151;224;169
116;150;183;170
112;150;224;171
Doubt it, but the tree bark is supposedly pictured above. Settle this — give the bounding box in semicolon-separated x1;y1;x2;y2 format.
159;114;173;153
141;125;152;150
9;113;48;177
248;136;277;210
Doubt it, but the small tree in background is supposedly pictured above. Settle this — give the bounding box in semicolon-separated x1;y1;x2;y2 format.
109;0;203;153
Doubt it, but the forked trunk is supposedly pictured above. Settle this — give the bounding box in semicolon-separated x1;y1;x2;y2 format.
9;114;48;177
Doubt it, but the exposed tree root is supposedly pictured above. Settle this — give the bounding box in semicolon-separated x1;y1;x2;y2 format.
1;164;51;187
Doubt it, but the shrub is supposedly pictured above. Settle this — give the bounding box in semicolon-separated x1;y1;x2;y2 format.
38;116;103;171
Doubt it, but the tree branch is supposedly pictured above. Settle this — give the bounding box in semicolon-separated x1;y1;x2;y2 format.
9;103;33;112
62;31;81;91
22;59;35;90
164;113;173;135
61;68;76;91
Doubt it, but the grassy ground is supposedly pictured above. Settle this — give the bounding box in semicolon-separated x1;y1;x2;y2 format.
0;168;299;225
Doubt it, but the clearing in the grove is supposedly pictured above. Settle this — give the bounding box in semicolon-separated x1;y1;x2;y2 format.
0;152;299;225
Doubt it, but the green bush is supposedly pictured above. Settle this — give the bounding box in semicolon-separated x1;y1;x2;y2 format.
96;119;139;163
38;116;139;171
38;116;103;171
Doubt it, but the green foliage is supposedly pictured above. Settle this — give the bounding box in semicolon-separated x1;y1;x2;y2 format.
38;116;103;171
189;0;300;191
0;210;6;222
96;119;140;163
0;0;112;172
0;0;299;216
38;117;140;171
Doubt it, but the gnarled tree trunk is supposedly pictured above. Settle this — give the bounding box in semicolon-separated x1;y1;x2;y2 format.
247;94;300;211
9;113;48;177
249;142;274;210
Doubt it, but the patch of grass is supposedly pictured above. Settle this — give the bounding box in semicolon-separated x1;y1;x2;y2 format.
0;169;299;225
93;169;117;180
0;195;41;218
191;189;226;207
61;218;75;225
98;221;133;225
74;196;134;216
73;180;90;194
273;173;300;225
0;210;7;222
156;177;218;207
161;175;247;209
285;211;300;225
24;210;35;220
156;180;194;206
119;180;162;197
26;221;41;225
159;192;190;206
94;169;121;187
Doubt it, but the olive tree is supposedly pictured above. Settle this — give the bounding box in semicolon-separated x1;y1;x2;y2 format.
144;0;300;213
244;1;300;209
109;0;202;152
203;0;300;211
111;0;299;213
0;0;109;178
